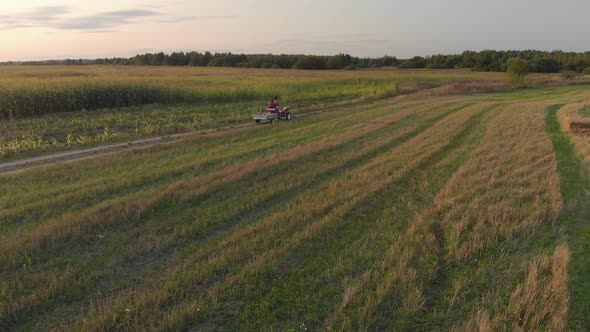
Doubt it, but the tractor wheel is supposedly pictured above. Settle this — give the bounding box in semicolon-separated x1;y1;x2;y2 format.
286;113;292;120
256;120;261;123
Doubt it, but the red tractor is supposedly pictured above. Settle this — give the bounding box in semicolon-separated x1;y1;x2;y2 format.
252;107;292;124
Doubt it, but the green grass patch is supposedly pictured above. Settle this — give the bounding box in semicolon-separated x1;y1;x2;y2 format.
546;104;590;329
578;105;590;117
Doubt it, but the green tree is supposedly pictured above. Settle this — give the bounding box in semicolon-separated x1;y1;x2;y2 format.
507;58;529;84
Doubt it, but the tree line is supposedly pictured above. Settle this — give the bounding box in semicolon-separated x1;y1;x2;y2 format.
3;50;590;73
125;52;400;70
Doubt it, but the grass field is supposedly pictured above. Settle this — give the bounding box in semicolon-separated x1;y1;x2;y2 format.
1;67;590;330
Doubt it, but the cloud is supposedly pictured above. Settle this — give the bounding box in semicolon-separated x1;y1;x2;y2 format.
278;39;336;45
155;16;197;23
56;10;158;30
0;6;69;29
153;15;234;23
358;39;388;44
0;6;232;31
23;6;69;21
277;38;389;46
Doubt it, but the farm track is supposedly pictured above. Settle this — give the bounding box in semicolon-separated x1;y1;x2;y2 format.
0;126;252;175
0;95;437;175
3;85;590;330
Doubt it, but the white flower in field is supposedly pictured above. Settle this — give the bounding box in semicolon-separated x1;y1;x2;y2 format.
125;308;131;312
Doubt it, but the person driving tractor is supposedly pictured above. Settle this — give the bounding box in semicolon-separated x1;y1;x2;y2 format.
267;96;281;113
267;98;277;113
253;96;291;123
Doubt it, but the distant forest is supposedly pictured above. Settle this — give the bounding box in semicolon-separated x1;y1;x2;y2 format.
4;50;590;73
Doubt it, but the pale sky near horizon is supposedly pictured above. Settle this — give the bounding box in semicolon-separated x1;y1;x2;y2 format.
1;0;589;61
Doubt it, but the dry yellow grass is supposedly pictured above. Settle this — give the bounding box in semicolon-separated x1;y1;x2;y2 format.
458;245;570;331
325;101;565;331
439;102;562;262
321;103;497;330
0;66;507;90
445;102;565;330
508;244;570;331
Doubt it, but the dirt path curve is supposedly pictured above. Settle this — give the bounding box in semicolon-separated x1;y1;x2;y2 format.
0;122;255;175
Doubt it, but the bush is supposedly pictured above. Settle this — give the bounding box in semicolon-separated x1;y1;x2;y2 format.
426;63;449;69
399;56;427;69
292;56;327;70
583;67;590;75
561;71;577;80
507;58;529;83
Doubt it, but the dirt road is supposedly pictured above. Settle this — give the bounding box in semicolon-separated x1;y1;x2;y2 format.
0;122;255;175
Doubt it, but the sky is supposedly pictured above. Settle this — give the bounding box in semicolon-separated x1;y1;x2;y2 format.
1;0;589;61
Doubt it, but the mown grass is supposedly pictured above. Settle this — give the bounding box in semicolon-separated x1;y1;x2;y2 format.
1;79;590;330
0;97;436;233
546;104;590;329
0;94;448;328
81;101;480;331
421;102;565;331
219;103;494;331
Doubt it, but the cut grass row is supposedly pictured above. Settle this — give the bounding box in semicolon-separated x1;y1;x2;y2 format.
420;102;564;331
548;104;590;329
213;104;497;331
